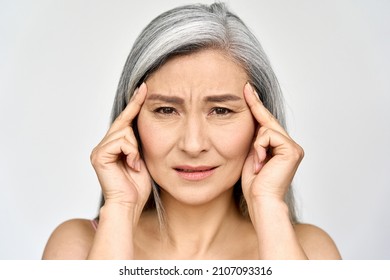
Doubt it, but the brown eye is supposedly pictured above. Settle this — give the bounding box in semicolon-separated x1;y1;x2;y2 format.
155;107;177;115
211;107;232;115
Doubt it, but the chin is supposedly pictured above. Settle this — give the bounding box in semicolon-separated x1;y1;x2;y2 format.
158;181;235;207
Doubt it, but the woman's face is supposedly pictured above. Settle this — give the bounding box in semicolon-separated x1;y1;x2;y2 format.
137;49;256;206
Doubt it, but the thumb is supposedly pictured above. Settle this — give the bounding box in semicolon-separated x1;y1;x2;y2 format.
241;148;257;188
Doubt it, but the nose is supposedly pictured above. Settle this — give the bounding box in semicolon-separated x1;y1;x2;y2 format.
178;113;209;157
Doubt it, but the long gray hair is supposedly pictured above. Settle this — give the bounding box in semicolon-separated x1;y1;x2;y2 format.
99;2;298;224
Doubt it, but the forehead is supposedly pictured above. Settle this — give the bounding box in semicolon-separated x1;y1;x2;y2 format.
146;49;248;97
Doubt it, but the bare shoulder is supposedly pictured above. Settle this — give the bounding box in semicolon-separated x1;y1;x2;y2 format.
42;219;96;260
294;223;342;260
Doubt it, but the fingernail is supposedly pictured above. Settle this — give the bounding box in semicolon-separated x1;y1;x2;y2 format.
139;82;146;91
135;159;141;172
252;150;259;173
253;159;261;174
246;82;260;101
126;157;135;169
130;87;139;101
245;82;252;93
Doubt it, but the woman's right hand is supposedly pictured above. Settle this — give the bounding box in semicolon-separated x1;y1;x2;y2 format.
90;83;151;215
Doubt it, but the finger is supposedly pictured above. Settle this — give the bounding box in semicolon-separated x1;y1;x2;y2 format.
253;127;303;168
255;127;285;152
99;126;138;149
251;144;267;174
91;137;140;171
243;83;290;139
108;82;147;134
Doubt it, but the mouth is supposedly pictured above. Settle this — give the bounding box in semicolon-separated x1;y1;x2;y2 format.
173;166;218;181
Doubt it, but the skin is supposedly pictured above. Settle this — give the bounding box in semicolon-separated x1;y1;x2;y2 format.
42;49;341;260
137;50;255;208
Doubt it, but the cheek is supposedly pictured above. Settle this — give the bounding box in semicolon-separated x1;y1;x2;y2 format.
213;116;255;159
137;111;174;163
137;112;159;160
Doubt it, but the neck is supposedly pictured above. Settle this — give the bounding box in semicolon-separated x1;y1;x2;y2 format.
159;189;243;259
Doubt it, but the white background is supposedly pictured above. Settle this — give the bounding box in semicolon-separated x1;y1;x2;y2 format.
1;0;389;259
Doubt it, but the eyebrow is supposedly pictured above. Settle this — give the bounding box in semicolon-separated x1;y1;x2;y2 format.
147;93;241;104
204;94;241;103
147;94;184;104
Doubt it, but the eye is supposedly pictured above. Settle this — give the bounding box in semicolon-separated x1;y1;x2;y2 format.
210;107;232;116
154;107;177;115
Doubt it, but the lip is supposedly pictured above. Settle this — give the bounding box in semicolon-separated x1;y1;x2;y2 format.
173;165;218;181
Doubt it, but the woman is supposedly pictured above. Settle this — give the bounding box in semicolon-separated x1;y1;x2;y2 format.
42;3;341;259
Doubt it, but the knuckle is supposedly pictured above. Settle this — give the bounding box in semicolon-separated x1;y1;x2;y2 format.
253;139;261;149
118;136;128;146
259;126;270;135
290;143;304;161
90;147;102;167
297;145;305;159
253;140;267;152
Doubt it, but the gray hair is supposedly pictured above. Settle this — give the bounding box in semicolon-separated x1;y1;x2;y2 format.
103;2;298;224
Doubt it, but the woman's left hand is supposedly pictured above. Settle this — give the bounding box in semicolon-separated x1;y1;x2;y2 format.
241;83;304;205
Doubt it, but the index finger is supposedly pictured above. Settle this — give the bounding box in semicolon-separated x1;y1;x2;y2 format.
109;82;147;133
243;82;290;138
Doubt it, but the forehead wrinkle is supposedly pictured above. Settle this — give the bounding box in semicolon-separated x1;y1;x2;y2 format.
146;94;184;105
